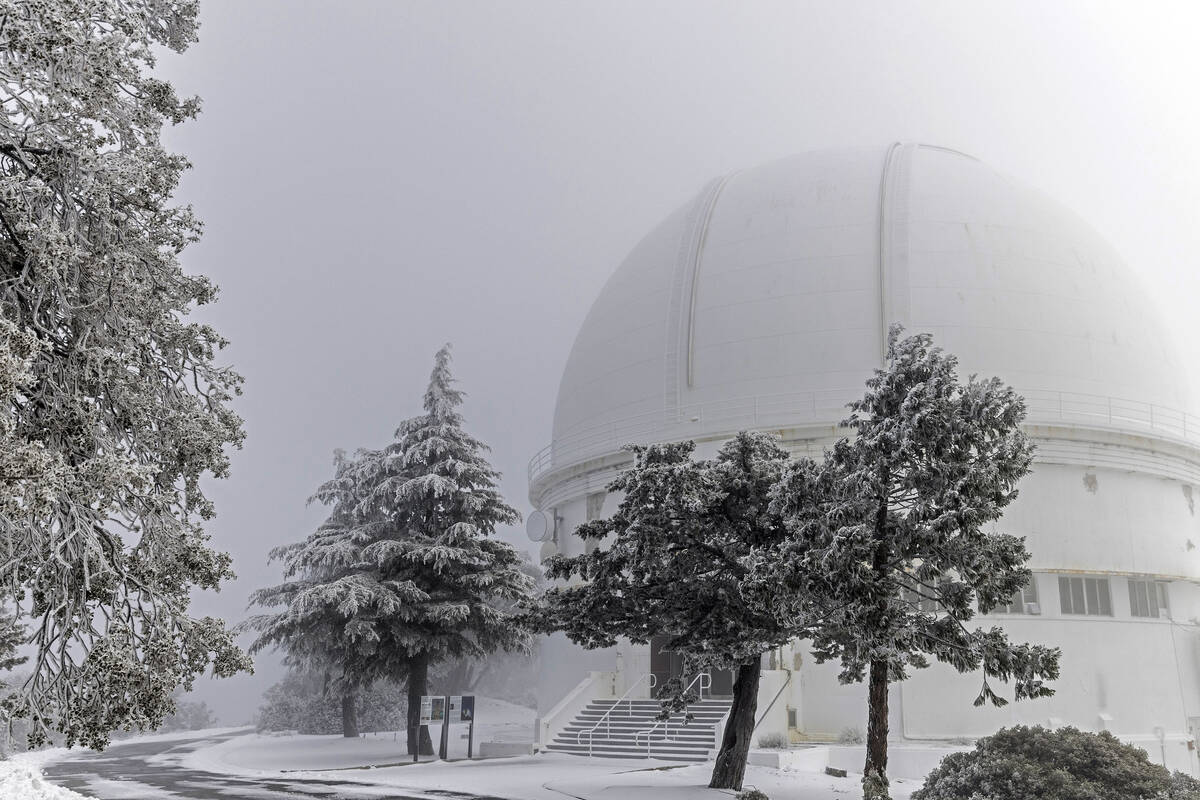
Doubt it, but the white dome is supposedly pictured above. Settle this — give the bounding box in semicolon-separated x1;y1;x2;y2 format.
536;143;1195;485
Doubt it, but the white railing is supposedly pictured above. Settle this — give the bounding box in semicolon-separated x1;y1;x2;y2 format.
578;673;656;757
529;388;1200;485
634;673;712;756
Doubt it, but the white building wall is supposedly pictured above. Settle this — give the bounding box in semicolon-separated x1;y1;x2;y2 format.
531;144;1200;760
1002;463;1200;577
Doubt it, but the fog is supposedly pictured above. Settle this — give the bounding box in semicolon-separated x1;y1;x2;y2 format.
153;1;1200;724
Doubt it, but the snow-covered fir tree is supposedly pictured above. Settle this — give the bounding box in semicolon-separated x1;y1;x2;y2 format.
439;551;543;698
303;344;535;755
243;449;380;738
533;432;812;791
771;326;1060;800
0;1;249;749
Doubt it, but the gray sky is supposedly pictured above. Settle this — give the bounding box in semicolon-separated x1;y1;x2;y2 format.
156;0;1200;723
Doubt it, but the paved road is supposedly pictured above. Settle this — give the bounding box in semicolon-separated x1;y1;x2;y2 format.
41;731;499;800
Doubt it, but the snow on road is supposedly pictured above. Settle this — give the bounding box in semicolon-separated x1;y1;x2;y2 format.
15;697;924;800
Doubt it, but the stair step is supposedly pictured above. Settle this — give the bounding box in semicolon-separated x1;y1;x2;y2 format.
546;743;711;760
554;741;712;751
590;700;729;705
561;725;716;734
556;734;715;745
576;714;724;719
562;727;715;736
546;696;729;763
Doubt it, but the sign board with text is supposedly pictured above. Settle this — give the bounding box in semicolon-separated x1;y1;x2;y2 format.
419;695;446;724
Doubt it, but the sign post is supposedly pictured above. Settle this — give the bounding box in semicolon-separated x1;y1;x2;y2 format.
423;694;476;761
461;695;476;758
439;695;453;760
418;696;446;763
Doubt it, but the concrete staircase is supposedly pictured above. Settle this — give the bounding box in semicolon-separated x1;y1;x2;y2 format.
545;698;732;762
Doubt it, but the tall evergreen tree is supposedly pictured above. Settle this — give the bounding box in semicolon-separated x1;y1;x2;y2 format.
0;1;249;748
771;327;1060;800
243;450;377;738
307;345;536;755
533;432;812;791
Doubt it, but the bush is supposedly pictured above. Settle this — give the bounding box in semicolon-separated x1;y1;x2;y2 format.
837;725;865;744
735;789;769;800
757;731;788;749
256;670;406;735
160;694;218;732
914;725;1200;800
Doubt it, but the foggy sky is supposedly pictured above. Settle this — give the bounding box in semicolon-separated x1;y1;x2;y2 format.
153;1;1200;723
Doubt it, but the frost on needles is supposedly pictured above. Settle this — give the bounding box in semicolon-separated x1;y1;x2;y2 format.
0;1;250;750
246;345;536;755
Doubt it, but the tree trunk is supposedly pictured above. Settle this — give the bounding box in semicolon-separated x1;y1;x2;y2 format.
708;658;763;790
341;688;359;738
863;473;892;800
406;653;435;756
863;658;890;799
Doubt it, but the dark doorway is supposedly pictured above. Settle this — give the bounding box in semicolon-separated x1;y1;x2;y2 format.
649;636;734;697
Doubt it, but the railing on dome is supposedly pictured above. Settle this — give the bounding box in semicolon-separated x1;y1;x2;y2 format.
528;388;1200;486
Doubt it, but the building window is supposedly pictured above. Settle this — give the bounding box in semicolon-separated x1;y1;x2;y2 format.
586;492;606;522
584;492;606;554
902;580;948;613
989;578;1040;615
1128;578;1170;619
1059;576;1112;616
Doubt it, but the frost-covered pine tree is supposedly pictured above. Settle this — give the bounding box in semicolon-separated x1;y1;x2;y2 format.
533;432;809;791
771;327;1060;800
243;450;379;738
308;345;536;756
0;1;250;749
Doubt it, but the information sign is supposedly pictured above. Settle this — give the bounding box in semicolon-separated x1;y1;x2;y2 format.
419;695;446;724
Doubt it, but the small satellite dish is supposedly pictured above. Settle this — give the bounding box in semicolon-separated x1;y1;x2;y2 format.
526;509;555;542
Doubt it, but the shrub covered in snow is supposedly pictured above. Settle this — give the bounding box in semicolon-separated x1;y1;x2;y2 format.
756;732;788;749
914;725;1200;800
159;689;218;732
837;726;865;745
735;789;769;800
256;671;406;735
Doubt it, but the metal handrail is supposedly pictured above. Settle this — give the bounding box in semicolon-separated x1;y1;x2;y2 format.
530;387;1200;484
578;673;656;756
634;672;712;756
751;668;793;735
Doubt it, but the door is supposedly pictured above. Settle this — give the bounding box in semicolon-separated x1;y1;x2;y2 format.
650;635;684;694
649;635;735;698
708;667;734;696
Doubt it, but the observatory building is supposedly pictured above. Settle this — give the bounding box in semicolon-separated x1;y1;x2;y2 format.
527;143;1200;770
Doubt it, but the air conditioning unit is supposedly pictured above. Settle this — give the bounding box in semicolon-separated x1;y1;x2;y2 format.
1024;602;1042;615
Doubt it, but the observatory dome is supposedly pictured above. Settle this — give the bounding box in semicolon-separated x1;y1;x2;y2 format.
538;143;1192;485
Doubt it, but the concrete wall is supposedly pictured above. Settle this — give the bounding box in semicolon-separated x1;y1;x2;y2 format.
1005;462;1200;578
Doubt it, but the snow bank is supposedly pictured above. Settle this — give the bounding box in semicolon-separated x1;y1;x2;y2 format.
177;698;534;774
0;759;89;800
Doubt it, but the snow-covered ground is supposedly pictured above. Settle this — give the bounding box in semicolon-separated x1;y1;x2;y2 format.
0;759;89;800
164;695;923;800
15;699;932;800
1;727;248;800
177;697;535;773
174;746;920;800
